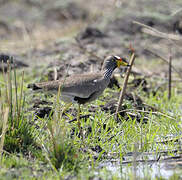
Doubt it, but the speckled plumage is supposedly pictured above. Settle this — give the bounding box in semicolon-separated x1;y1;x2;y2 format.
28;55;128;104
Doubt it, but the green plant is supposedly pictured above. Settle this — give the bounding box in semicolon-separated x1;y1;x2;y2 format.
41;88;82;172
0;60;37;154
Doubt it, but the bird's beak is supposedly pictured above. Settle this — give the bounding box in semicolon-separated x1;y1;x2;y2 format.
117;58;129;67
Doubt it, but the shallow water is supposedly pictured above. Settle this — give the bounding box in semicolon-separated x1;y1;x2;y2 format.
98;153;182;179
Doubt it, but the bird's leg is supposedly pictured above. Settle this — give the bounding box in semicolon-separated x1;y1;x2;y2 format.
77;104;83;138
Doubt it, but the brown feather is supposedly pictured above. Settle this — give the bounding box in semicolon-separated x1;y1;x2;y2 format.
29;72;110;98
27;55;128;103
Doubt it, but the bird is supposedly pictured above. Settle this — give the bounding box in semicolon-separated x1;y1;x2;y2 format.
28;55;129;136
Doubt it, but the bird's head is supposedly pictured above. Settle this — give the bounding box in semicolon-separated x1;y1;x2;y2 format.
102;55;129;71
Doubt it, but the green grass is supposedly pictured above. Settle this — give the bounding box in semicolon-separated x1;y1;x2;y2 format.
0;63;182;179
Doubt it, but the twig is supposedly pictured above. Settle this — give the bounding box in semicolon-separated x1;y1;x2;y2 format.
145;49;169;64
107;108;177;121
142;103;161;112
142;28;181;41
115;52;136;119
171;8;182;16
168;48;172;100
133;20;182;41
107;148;181;158
156;137;182;144
97;153;182;165
134;109;176;120
68;114;91;123
145;49;182;80
122;155;182;165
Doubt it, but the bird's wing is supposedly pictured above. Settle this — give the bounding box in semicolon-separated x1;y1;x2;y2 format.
61;73;104;98
28;73;104;98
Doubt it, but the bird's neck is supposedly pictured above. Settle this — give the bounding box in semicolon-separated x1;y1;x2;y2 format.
103;67;114;79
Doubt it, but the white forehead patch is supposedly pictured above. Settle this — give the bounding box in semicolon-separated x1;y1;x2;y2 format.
114;55;120;60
